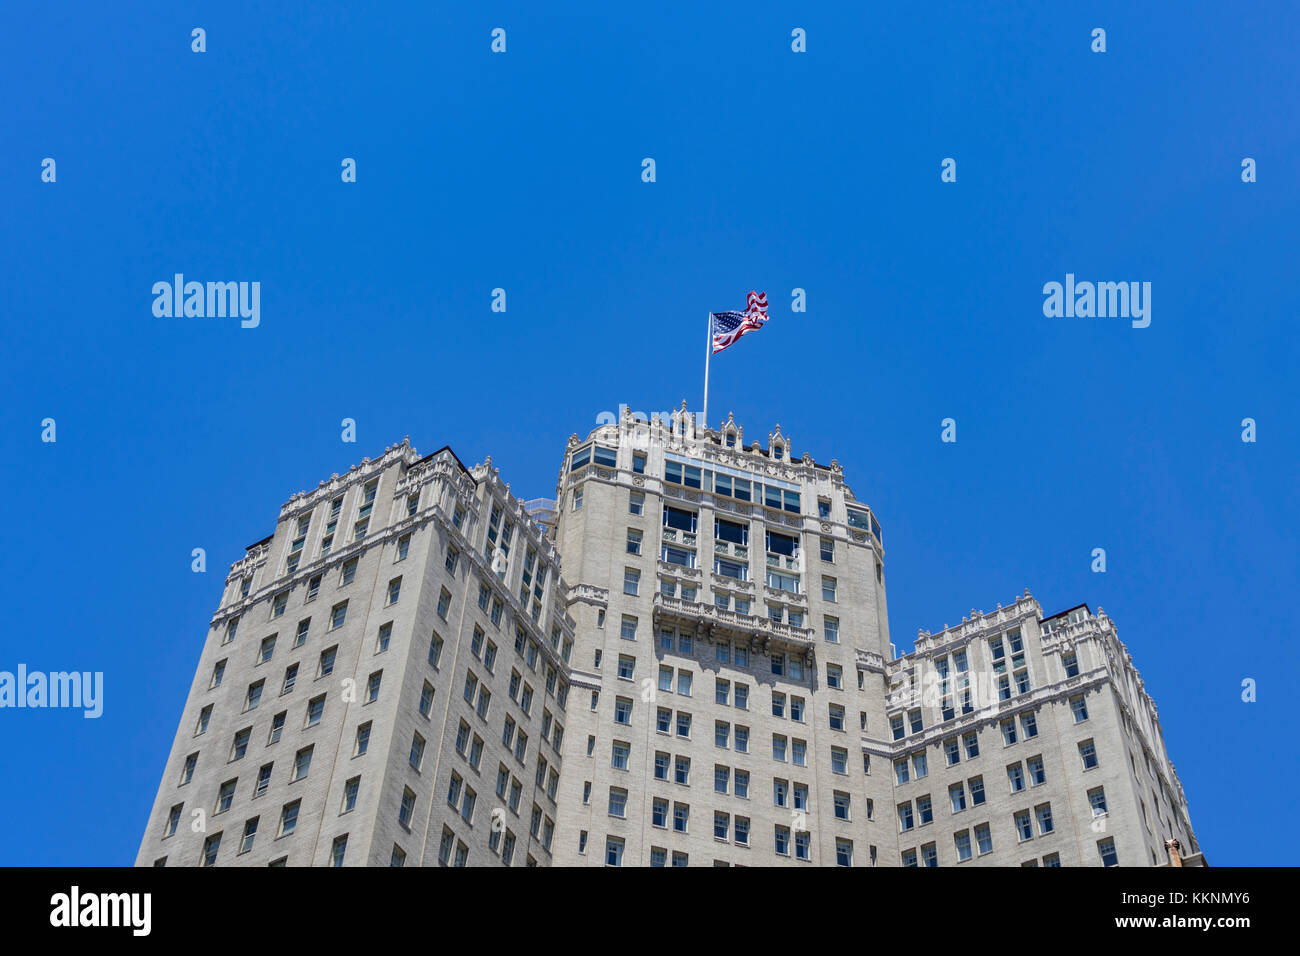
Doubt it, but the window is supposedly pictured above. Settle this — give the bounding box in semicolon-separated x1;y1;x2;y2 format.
1035;803;1054;835
164;804;183;837
614;697;632;724
825;703;845;732
354;722;371;756
366;671;383;703
822;577;837;602
292;746;313;781
626;529;642;555
831;747;848;774
329;601;347;630
267;712;286;745
715;517;748;545
341;776;359;813
279;799;301;837
950;782;967;813
969;776;986;806
1027;755;1046;786
241;681;263;712
629;491;644;515
827;664;843;689
1014;810;1033;841
1070;695;1089;722
1088;787;1108;817
1063;651;1079;677
1002;719;1018;746
673;803;689;833
409;732;426;770
975;823;992;855
608;787;628;818
820;538;835;562
898;802;914;832
823;616;839;644
775;825;791;855
674;755;691;785
258;635;276;664
795;831;811;861
623;568;640;596
1021;711;1038;739
1079;739;1099;770
954;830;972;862
294;618;310;647
735;726;749;752
271;591;288;618
605;836;624;867
330;835;348;867
305;694;325;727
620;616;637;640
894;758;909;785
201;833;221;866
239;817;258;854
215;779;236;814
611;741;630;771
714;765;730;794
833;791;851;821
210;659;227;689
396;533;411;562
437;588;452;619
1008;763;1026;792
944;737;960;766
891;715;905;741
963;731;979;759
428;632;444;668
398;787;416;828
917;794;933;825
1098;838;1119;867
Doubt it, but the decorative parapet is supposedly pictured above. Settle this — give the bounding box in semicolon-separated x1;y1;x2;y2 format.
907;591;1043;660
653;592;816;657
565;584;609;609
855;649;887;674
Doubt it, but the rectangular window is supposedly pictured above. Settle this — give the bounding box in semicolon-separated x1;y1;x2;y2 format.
1070;695;1089;722
1098;838;1119;867
823;616;839;643
1078;739;1099;770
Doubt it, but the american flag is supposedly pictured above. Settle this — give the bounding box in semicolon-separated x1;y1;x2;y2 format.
711;291;769;355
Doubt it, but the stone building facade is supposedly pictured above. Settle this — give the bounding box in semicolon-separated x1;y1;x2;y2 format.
137;409;1200;867
135;440;575;867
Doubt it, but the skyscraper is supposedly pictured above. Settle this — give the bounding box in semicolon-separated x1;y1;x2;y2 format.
137;408;1200;867
135;441;574;867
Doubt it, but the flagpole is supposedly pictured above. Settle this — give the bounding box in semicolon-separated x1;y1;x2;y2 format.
703;312;711;432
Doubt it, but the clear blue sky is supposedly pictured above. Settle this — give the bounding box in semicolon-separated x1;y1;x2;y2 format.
1;1;1296;865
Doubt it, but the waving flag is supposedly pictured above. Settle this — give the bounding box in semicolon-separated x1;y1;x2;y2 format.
711;290;769;355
